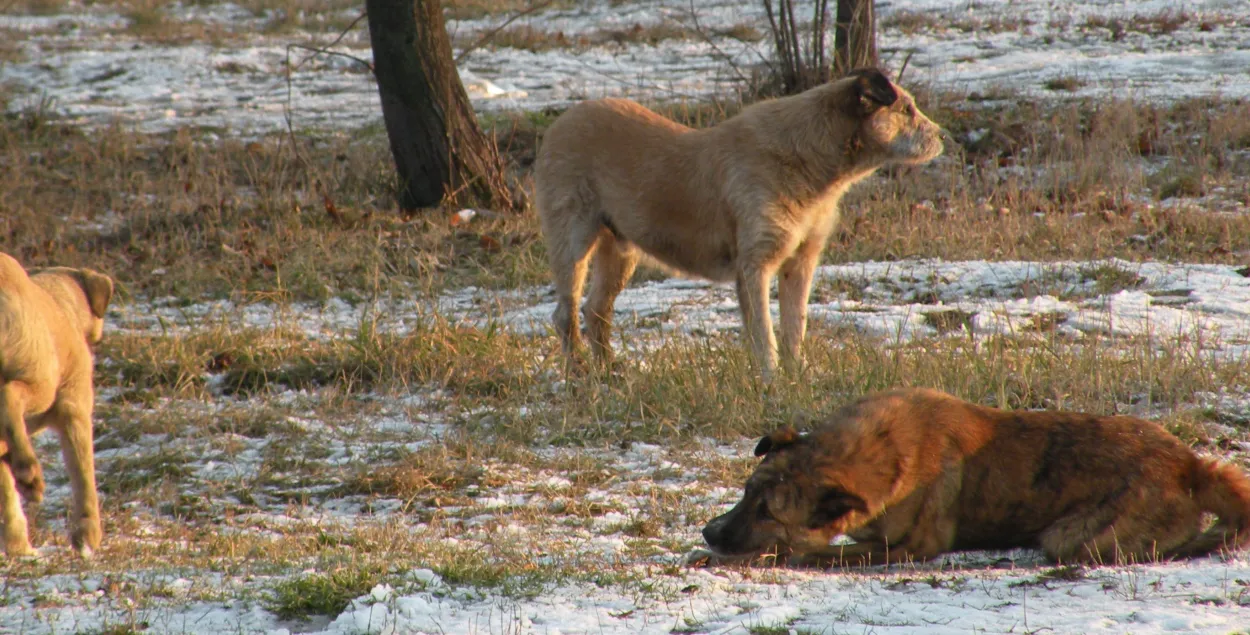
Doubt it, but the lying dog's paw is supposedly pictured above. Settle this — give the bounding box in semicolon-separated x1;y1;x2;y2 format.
685;548;717;567
684;549;775;568
785;552;832;569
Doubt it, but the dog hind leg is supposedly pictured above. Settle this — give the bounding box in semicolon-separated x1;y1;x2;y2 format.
583;232;640;364
1040;494;1198;565
541;200;602;360
51;404;101;558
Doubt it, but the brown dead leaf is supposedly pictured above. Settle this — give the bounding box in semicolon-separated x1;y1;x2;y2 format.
479;234;502;252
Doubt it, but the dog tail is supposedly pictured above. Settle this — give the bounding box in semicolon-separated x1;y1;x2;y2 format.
1170;457;1250;558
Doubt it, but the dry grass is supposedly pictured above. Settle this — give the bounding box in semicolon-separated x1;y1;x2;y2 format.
6;90;1249;307
882;10;1032;35
4;319;1247;603
4;32;1250;615
453;21;700;53
443;0;577;21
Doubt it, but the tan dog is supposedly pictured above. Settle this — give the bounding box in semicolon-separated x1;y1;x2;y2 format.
0;252;113;557
696;388;1250;567
535;68;943;378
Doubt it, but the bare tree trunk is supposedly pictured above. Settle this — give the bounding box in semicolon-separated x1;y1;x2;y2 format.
834;0;877;74
365;0;517;213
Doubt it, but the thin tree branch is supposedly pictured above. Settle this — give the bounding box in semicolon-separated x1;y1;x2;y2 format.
784;0;802;89
282;11;369;170
454;0;556;64
897;49;915;84
685;0;750;86
290;11;372;72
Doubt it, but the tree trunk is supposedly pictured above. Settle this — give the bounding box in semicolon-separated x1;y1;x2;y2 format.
834;0;877;74
365;0;517;213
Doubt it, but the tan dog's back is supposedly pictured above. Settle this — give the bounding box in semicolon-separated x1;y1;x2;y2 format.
0;254;60;398
535;99;732;279
0;251;112;557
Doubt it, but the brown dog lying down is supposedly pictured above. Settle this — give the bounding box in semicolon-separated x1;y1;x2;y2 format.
694;388;1250;567
0;252;113;557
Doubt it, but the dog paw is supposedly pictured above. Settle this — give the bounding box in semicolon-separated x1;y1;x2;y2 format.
684;549;765;568
3;537;37;558
12;464;45;504
784;552;829;568
71;519;102;557
684;548;717;567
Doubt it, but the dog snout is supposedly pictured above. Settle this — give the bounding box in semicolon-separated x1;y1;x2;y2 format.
702;513;730;548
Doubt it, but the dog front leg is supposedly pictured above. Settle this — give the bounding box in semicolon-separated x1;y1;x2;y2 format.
53;405;101;558
777;238;823;372
736;265;779;380
685;547;790;568
0;458;35;556
0;382;44;503
790;541;930;569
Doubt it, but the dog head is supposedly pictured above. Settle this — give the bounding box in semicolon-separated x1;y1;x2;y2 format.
31;267;114;345
835;67;944;166
701;426;870;558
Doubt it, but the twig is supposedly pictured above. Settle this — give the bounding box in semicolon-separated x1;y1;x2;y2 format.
454;0;556;64
785;0;802;89
288;43;373;73
810;0;820;75
570;56;700;101
283;45;310;171
289;11;372;73
763;0;792;88
283;10;369;169
897;49;915;84
685;0;750;86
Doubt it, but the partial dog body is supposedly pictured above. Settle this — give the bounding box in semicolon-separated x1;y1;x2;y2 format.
699;388;1250;567
0;252;113;557
535;69;943;378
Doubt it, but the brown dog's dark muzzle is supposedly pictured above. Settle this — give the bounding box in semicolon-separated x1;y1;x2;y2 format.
702;507;768;555
701;512;731;550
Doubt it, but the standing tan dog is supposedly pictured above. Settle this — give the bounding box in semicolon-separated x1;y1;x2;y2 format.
0;252;113;557
535;68;943;378
695;388;1250;567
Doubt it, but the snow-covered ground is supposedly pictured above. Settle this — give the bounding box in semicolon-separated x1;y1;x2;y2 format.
17;556;1250;634
1;0;1249;135
118;258;1250;353
4;1;1250;634
4;256;1245;634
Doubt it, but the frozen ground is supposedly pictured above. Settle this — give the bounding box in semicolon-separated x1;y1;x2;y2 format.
119;258;1250;352
14;555;1250;634
1;0;1249;134
3;1;1250;634
4;256;1250;634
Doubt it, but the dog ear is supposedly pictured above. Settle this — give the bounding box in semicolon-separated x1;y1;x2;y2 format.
74;269;114;319
847;67;898;109
754;426;800;457
809;487;867;527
